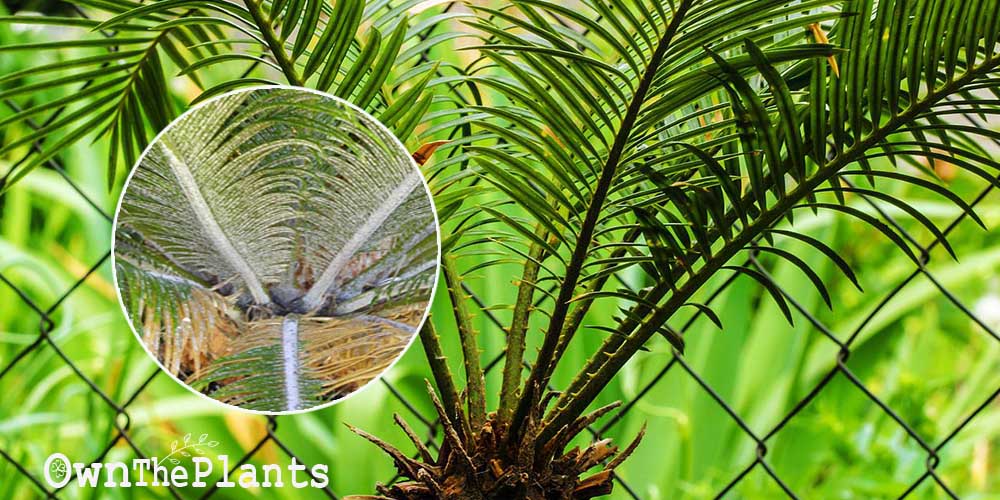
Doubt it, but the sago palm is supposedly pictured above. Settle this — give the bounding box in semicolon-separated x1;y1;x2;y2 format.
0;0;998;498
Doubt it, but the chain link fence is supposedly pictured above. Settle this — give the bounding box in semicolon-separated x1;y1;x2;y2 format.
2;3;999;498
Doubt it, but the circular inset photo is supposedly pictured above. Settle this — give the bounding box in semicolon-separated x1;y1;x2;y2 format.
112;86;440;414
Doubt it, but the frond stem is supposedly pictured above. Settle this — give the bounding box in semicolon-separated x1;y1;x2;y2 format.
419;321;464;428
301;171;420;310
443;255;487;432
243;0;303;86
497;225;549;420
161;141;270;304
282;315;301;411
550;226;642;364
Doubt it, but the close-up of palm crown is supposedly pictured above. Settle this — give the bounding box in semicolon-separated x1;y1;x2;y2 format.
114;87;437;412
1;0;998;498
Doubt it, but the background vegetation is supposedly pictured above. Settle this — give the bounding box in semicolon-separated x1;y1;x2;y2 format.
1;1;999;498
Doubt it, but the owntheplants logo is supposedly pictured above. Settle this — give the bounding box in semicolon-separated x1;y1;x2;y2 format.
43;433;328;490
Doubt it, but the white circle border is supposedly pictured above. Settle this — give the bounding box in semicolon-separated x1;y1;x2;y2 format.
110;85;443;416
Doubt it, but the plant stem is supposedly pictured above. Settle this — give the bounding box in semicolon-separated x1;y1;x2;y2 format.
498;225;548;420
418;321;464;427
541;54;1000;442
443;256;487;432
512;0;694;437
529;227;646;407
550;226;642;364
243;0;303;86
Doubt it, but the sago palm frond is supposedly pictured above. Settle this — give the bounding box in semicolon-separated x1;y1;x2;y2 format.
0;0;454;190
116;86;437;411
374;0;1000;498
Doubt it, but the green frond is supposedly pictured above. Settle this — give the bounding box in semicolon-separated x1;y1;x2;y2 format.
0;20;178;190
1;0;460;193
425;0;1000;440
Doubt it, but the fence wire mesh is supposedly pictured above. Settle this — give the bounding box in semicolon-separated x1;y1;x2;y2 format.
1;2;998;499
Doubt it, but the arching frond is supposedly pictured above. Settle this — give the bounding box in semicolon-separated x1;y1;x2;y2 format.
119;87;434;309
0;0;457;191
